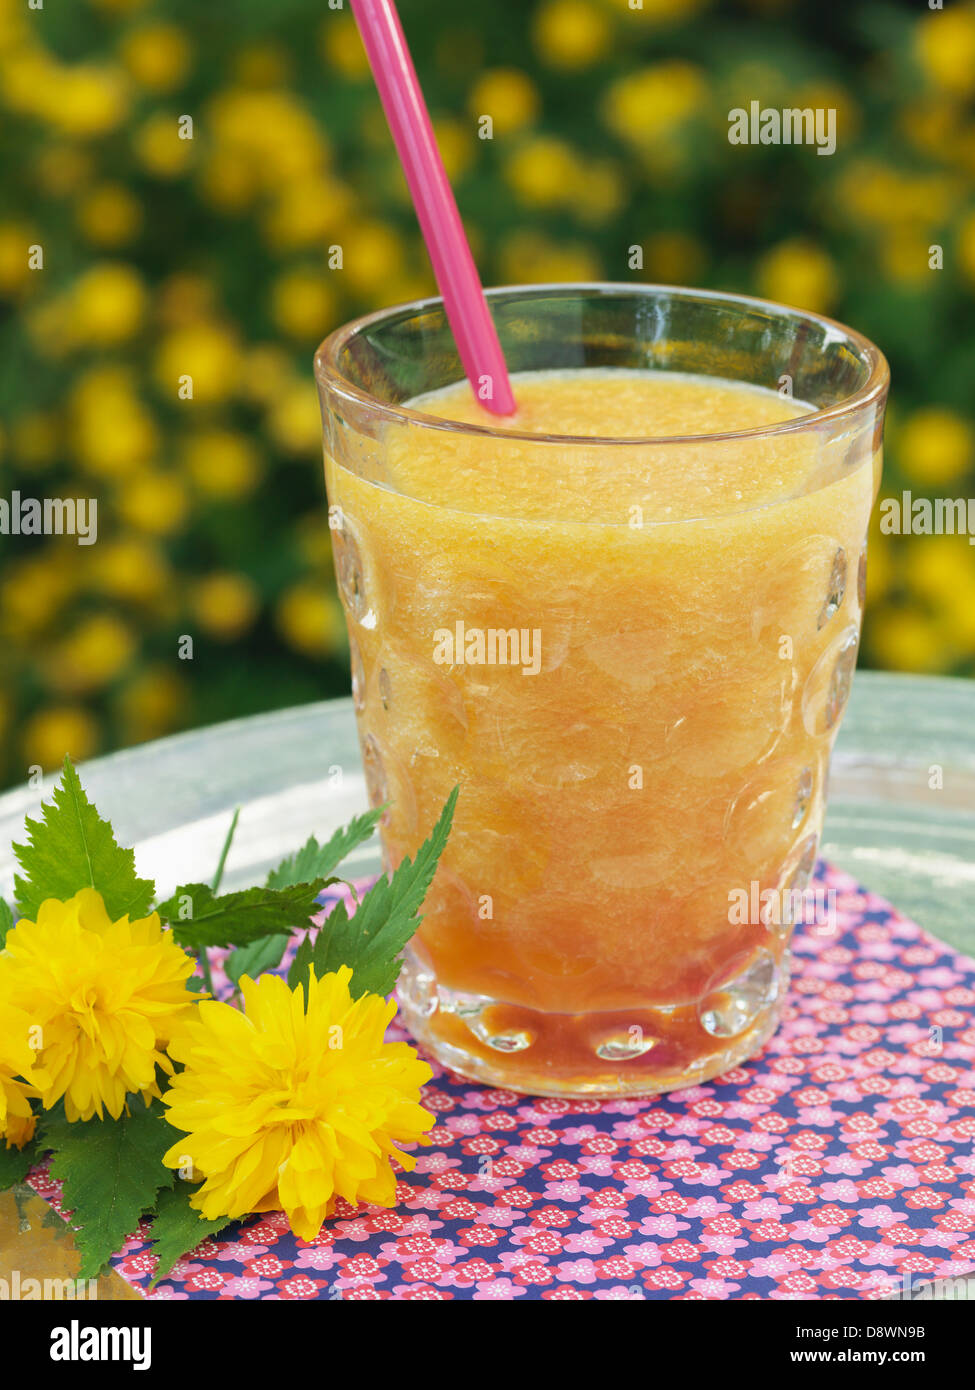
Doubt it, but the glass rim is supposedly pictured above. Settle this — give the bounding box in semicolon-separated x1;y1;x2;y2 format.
314;281;890;447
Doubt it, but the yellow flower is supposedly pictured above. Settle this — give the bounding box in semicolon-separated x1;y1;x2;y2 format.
320;15;370;80
756;238;839;315
191;572;260;641
0;976;41;1150
533;0;611;69
602;62;707;150
267;381;324;454
21;706;100;772
155;323;239;404
504;136;583;209
116;667;188;744
70;367;157;478
341;221;405;296
3;888;197;1122
48;614;137;696
182;430;262;501
133;112;194;178
119;24;191;93
77;183;143;248
90;538;171;605
67;262;147;346
468;69;540;136
161;967;434;1239
271;267;336;342
0;222;38;295
116;472;189;535
897;407;974;485
275;582;346;657
916;6;975;98
499;229;602;284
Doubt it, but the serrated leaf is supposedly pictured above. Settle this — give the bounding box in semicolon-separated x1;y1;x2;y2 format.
0;897;14;948
266;806;383;890
225;931;290;987
42;1098;175;1280
147;1184;235;1290
223;807;384;987
159;880;333;951
0;1133;38;1190
288;786;458;1001
13;757;155;924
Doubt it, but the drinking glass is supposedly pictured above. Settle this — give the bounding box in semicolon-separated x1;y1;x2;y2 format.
314;284;888;1097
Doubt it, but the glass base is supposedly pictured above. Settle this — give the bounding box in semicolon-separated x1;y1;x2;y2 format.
396;947;789;1099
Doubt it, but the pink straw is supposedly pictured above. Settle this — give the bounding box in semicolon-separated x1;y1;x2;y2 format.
349;0;516;416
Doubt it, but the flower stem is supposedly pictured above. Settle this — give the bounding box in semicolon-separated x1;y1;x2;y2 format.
196;806;241;995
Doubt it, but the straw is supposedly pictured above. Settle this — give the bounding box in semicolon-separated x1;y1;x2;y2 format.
349;0;516;416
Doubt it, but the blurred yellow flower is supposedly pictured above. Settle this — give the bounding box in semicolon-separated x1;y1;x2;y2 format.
155;323;239;404
70;367;157;478
504;135;583;209
868;605;948;674
262;176;356;251
183;430;261;502
267;381;323;455
757;238;839;314
916;5;975;99
6;57;130;138
1;555;73;640
881;231;933;287
533;0;611;69
22;706;100;771
342;221;405;295
119;23;191;92
207;89;327;191
156;272;217;327
192;572;260;642
233;41;293;89
500;230;603;284
908;537;975;610
90;538;171;606
897;407;974;485
133;112;195;178
468;69;540;136
271;267;336;342
571;159;627;225
116;472;190;536
48;614;137;696
602;62;707;149
0;222;37;295
66;262;147;346
275;582;346;658
320;14;370;79
77;183;143;248
116;666;188;744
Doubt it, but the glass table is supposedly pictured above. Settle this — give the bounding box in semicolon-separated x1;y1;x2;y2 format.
1;669;973;1296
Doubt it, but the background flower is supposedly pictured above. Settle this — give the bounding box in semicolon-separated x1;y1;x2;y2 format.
0;0;973;788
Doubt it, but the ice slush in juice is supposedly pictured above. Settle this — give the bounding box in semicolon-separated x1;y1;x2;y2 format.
324;368;880;1096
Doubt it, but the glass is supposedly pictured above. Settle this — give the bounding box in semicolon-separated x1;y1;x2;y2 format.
314;284;889;1098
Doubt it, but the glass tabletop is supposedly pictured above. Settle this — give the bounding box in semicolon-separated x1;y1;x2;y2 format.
1;669;973;957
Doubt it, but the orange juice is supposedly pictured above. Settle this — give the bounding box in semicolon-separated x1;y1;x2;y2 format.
324;367;880;1096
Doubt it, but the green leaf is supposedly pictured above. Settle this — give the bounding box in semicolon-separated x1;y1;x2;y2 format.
224;931;291;987
288;786;458;1001
0;1133;38;1190
41;1098;175;1280
159;880;333;951
0;897;14;948
13;757;155;924
223;806;384;987
147;1184;235;1291
266;806;383;889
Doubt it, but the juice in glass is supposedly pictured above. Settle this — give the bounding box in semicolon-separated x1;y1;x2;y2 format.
315;286;888;1097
